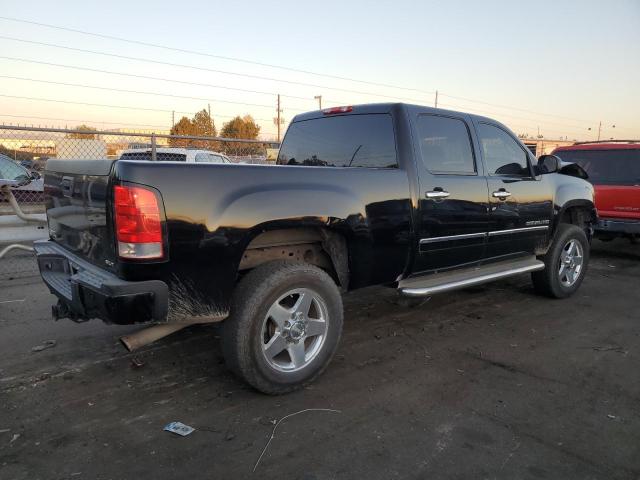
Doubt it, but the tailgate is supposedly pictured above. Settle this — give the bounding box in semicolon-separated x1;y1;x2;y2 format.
595;185;640;220
44;159;117;269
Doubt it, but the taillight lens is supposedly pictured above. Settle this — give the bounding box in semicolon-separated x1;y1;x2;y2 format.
113;184;164;259
322;106;353;115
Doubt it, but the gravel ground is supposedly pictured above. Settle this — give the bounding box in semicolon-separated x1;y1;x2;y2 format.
0;239;639;480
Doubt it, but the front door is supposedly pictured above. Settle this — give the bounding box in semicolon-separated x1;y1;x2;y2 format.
413;113;490;273
475;122;553;259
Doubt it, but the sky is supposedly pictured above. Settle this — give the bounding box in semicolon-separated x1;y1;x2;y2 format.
0;0;638;141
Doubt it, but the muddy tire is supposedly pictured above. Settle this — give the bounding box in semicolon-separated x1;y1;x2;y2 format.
532;223;590;298
222;261;343;394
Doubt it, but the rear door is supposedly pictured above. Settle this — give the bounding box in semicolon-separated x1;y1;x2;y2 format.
475;122;553;259
412;113;490;273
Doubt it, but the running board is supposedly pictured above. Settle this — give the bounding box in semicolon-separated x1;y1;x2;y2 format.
399;257;545;297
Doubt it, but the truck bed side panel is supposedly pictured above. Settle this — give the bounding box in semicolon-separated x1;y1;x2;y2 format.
113;161;413;313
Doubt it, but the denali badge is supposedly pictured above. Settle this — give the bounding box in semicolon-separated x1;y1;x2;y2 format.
525;219;551;226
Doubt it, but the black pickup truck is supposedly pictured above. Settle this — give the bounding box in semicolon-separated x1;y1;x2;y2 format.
36;103;596;393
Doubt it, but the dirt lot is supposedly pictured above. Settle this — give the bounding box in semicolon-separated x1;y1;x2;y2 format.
1;240;639;480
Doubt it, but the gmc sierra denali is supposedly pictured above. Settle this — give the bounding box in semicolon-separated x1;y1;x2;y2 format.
36;103;596;394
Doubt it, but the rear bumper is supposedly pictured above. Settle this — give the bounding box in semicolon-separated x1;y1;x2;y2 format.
595;218;640;235
34;240;168;324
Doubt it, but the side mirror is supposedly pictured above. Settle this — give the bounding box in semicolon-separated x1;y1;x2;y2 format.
537;154;561;174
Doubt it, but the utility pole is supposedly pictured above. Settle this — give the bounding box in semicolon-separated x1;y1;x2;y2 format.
597;121;602;141
434;90;438;108
314;95;322;110
277;94;282;143
208;103;213;134
172;110;175;128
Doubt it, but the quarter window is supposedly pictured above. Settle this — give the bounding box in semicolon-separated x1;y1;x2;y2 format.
416;115;476;174
477;124;531;176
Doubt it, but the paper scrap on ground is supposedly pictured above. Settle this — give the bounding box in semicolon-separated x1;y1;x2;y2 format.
164;422;195;436
32;340;57;352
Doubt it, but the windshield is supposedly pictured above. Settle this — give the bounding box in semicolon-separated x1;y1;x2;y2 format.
119;151;187;162
556;149;640;185
0;154;31;184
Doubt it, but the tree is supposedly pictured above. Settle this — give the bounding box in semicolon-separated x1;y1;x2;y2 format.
220;115;260;140
220;115;262;155
193;109;216;137
168;110;218;149
66;125;97;139
168;117;195;147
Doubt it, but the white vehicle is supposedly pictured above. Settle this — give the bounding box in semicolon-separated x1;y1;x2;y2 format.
119;148;232;164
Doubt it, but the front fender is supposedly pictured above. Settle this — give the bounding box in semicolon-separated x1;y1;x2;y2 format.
552;175;597;234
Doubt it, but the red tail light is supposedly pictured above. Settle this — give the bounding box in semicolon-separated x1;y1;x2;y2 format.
113;185;164;259
322;106;353;115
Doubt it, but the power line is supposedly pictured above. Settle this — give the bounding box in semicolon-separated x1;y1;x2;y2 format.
0;93;272;124
439;93;603;124
0;17;627;130
0;93;185;113
0;113;273;128
0;35;433;103
436;102;602;135
0;15;435;95
0;114;170;129
0;54;346;111
0;55;314;103
0;94;279;126
0;74;305;112
0;57;622;135
0;55;360;111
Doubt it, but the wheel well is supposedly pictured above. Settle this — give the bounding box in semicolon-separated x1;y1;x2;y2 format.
557;205;596;245
558;206;595;230
239;228;349;288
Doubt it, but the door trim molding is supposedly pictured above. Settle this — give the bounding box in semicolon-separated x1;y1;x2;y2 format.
420;225;548;245
487;226;549;236
419;232;486;244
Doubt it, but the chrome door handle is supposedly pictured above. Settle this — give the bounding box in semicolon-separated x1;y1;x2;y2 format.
426;190;450;198
492;190;511;199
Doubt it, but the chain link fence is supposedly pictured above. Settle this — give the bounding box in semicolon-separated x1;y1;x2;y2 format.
0;125;279;280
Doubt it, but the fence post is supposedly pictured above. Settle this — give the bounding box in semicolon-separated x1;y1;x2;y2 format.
151;133;157;161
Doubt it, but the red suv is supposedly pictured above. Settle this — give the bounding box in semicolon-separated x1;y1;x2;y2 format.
553;142;640;243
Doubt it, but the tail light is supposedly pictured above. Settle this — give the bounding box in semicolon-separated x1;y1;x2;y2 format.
113;184;164;259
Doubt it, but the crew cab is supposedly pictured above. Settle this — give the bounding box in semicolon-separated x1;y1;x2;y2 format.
552;142;640;243
36;103;596;394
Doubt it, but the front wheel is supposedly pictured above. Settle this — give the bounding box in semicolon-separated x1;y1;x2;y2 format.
222;261;343;394
532;223;590;298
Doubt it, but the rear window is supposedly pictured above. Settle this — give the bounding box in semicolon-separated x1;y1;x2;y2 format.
120;151;187;162
556;149;640;185
277;114;397;168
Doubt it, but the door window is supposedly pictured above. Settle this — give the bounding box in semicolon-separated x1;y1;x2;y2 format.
416;115;476;174
477;124;531;177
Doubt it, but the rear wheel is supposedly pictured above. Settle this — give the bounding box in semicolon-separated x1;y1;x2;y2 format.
222;261;343;394
532;223;590;298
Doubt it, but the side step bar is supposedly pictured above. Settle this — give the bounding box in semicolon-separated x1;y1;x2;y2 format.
399;256;545;297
